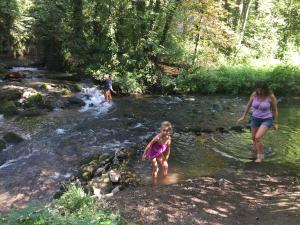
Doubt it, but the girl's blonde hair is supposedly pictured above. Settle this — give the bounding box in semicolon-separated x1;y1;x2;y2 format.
161;121;173;134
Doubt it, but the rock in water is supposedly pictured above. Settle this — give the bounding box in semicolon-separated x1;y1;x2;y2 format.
109;170;121;183
3;132;24;144
0;139;6;151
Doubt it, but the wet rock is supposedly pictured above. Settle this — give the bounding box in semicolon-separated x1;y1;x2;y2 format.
4;72;26;80
72;84;82;92
66;97;85;107
80;160;100;180
0;101;18;116
99;153;114;165
0;89;23;102
212;103;223;112
112;185;121;195
93;187;102;198
94;167;106;177
80;155;100;165
19;107;43;117
109;170;121;183
216;127;229;133
229;125;245;132
3;132;24;144
0;139;6;151
89;173;110;189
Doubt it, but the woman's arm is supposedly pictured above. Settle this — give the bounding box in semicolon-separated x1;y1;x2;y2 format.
142;135;159;159
270;94;278;129
238;92;255;122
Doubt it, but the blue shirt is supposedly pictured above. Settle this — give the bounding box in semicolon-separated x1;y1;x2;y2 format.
104;79;112;90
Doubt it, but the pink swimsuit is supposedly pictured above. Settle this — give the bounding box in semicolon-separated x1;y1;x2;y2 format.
146;142;169;160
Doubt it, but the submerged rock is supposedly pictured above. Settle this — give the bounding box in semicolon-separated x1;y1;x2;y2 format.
0;139;6;151
3;132;24;144
66;97;85;107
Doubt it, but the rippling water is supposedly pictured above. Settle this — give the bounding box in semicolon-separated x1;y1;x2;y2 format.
0;70;299;208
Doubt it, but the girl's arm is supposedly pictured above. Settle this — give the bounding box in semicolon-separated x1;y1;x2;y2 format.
270;94;278;130
165;140;171;161
142;135;159;159
238;92;255;122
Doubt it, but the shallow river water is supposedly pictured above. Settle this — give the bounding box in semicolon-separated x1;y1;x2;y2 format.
0;69;299;209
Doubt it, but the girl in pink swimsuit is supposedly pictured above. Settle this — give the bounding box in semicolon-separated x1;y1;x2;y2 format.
142;121;172;185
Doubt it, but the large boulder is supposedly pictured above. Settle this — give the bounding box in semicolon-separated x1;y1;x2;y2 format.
3;132;24;144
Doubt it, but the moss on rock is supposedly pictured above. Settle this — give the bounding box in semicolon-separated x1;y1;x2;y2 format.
0;89;23;102
0;101;18;116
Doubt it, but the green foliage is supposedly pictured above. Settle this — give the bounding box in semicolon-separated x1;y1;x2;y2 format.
0;186;125;225
26;93;44;107
161;65;300;95
61;87;71;96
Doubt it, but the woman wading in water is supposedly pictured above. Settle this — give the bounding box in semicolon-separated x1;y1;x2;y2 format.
238;82;278;162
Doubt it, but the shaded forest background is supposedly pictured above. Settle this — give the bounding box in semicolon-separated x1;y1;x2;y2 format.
0;0;300;94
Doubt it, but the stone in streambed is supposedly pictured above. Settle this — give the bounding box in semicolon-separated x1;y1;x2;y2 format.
3;132;24;144
0;139;6;151
4;72;26;81
109;169;121;183
94;167;106;177
66;97;85;107
80;160;100;181
229;125;245;132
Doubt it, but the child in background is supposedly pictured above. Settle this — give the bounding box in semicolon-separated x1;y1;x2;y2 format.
103;74;115;103
143;121;172;185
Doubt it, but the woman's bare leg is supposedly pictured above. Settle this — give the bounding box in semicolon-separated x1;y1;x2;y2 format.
254;125;269;162
251;127;259;158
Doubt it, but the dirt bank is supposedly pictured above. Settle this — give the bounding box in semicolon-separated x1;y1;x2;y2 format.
110;174;300;225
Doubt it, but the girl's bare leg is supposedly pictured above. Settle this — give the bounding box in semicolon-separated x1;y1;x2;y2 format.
254;125;269;162
157;155;168;177
151;158;159;186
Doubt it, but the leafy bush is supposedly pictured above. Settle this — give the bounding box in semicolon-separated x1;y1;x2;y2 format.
26;93;44;107
160;65;300;95
0;186;126;225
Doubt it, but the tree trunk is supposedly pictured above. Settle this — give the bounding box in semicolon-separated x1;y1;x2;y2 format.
160;0;181;46
237;0;253;46
72;0;84;39
193;32;200;65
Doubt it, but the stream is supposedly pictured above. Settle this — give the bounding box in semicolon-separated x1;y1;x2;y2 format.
0;68;299;210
